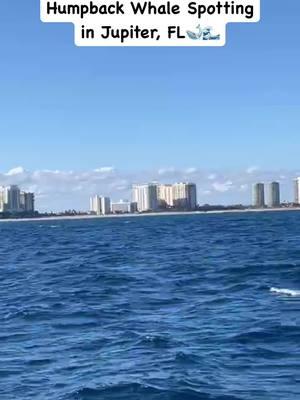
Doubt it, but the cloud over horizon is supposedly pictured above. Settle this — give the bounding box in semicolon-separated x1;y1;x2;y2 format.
0;166;298;212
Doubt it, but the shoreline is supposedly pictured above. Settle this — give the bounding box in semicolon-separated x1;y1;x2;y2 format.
1;207;300;223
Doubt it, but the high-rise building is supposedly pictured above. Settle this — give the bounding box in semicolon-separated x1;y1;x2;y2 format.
268;182;280;208
20;192;35;212
90;195;111;215
4;185;21;212
294;178;300;205
0;186;35;214
173;182;197;210
157;184;174;208
90;195;100;215
101;197;111;215
132;184;158;212
252;183;265;208
0;187;4;212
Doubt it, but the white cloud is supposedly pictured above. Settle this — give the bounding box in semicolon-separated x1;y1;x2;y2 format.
93;166;115;173
158;167;176;175
5;166;26;176
246;166;260;174
207;173;217;180
185;167;198;174
239;184;249;192
212;180;233;192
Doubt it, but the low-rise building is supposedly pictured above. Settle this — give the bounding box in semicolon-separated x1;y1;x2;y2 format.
111;200;132;214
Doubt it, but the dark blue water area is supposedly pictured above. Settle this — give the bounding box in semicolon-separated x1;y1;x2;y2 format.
0;212;300;400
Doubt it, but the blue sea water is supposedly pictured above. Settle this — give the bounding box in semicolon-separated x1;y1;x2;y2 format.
0;212;300;400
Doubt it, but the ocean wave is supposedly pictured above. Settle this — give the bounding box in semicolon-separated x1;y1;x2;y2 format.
270;287;300;296
71;384;242;400
2;214;300;399
140;334;173;348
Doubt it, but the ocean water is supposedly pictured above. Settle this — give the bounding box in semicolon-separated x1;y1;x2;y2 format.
0;212;300;400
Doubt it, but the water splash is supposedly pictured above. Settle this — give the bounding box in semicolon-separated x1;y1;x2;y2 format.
270;287;300;297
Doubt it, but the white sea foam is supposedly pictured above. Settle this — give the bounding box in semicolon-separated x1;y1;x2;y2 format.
270;287;300;297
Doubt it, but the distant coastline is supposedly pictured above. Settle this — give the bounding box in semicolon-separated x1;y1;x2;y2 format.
1;207;300;223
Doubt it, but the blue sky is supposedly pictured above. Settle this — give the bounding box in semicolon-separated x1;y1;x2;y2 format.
0;0;299;210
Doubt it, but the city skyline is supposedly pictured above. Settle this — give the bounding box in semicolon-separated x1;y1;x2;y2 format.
90;183;197;215
2;166;300;212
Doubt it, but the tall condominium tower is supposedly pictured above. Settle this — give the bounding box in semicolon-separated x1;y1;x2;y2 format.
90;195;111;215
252;183;265;208
173;182;197;210
294;178;300;204
20;192;35;212
268;182;280;208
0;187;4;212
4;185;21;212
132;184;158;212
157;184;174;208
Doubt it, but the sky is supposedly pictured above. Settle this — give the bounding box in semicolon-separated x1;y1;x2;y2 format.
0;0;299;211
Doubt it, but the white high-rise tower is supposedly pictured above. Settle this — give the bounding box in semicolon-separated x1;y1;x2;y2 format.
90;195;111;215
132;184;158;212
173;183;197;210
294;178;300;205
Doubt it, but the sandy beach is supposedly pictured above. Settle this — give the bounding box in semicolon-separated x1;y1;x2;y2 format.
1;207;300;223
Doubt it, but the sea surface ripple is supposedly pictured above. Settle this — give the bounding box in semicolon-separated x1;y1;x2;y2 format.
0;212;300;399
